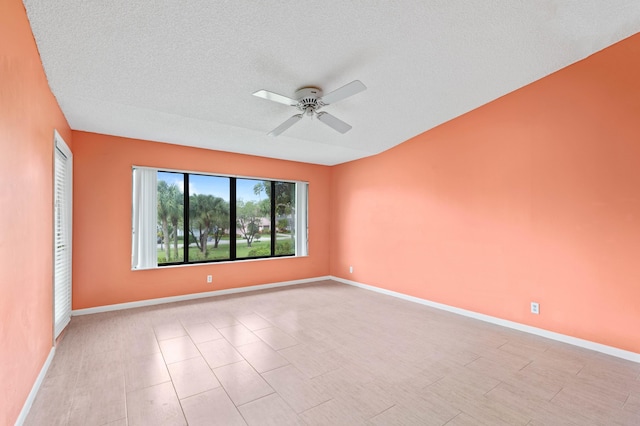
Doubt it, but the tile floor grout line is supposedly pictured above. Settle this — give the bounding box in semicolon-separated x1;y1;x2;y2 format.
443;411;465;425
152;320;189;424
179;318;247;424
297;397;335;416
167;371;189;425
366;403;397;422
519;359;534;371
119;367;128;425
65;341;93;424
254;361;292;375
234;390;277;409
549;386;564;403
483;379;504;396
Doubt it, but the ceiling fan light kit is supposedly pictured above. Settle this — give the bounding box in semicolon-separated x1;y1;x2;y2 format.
253;80;366;136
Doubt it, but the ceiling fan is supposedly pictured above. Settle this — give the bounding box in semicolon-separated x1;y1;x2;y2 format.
253;80;366;136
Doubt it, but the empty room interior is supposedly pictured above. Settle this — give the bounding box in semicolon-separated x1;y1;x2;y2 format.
3;1;640;425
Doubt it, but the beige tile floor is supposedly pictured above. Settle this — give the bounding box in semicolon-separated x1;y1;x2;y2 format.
25;280;640;425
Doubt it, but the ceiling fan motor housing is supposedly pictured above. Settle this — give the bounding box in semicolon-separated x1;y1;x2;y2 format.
253;80;365;135
295;87;323;115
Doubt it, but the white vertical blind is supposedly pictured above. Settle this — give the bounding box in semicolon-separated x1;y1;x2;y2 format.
131;168;158;269
54;133;72;338
295;182;308;256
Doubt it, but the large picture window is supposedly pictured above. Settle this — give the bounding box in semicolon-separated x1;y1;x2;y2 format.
132;168;307;269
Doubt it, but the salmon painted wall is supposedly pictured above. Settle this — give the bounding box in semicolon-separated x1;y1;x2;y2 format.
0;0;72;424
330;34;640;354
72;132;330;309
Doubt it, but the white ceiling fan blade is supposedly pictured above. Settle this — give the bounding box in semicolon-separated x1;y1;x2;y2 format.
316;112;352;134
268;114;303;136
253;90;298;106
320;80;367;105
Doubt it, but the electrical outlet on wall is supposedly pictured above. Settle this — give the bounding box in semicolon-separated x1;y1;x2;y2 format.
531;302;540;315
207;275;212;283
349;266;353;274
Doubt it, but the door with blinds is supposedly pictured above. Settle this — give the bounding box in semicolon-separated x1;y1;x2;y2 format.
54;132;72;338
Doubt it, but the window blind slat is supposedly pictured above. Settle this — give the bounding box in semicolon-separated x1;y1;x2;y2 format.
54;140;72;338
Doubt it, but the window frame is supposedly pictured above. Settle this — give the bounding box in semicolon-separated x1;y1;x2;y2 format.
133;166;307;268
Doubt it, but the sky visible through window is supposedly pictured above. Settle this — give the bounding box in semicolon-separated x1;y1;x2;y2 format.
236;178;262;202
189;174;229;198
158;172;264;201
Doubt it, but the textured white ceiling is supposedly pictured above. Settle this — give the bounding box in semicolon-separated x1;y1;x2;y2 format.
23;1;640;165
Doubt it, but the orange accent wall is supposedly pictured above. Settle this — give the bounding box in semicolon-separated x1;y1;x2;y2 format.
0;1;72;424
330;33;640;353
71;132;331;309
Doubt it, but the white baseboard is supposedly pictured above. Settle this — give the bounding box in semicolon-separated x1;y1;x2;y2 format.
15;346;55;426
72;276;331;316
332;276;640;364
